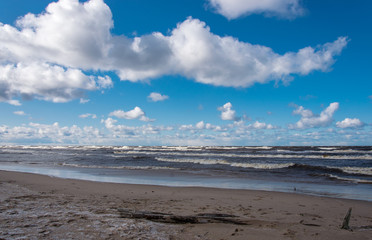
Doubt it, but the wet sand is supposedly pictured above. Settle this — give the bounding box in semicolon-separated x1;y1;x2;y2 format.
1;170;372;239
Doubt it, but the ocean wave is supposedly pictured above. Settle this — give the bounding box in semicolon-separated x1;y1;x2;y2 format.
340;167;372;176
326;174;372;184
289;164;372;177
59;163;179;171
116;150;372;160
318;147;338;151
229;162;295;169
275;149;371;154
244;146;273;150
155;157;295;169
1;145;107;151
153;158;372;176
155;157;230;165
0;149;35;154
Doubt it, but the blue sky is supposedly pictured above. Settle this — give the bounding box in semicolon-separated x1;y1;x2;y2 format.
0;0;371;146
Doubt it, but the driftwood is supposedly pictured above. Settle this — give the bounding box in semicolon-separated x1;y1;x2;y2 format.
118;209;248;225
340;207;372;231
341;208;352;230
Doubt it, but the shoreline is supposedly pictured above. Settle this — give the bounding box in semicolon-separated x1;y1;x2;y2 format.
1;165;371;202
1;170;372;239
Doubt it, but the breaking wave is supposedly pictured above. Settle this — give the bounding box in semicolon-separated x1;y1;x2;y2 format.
116;150;372;160
59;163;179;171
155;157;295;169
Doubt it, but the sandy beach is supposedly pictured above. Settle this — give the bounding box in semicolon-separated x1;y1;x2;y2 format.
1;170;371;239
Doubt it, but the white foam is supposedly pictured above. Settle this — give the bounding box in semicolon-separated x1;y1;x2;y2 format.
328;174;372;184
244;146;273;150
116;150;372;160
60;163;179;171
340;167;372;176
155;157;295;169
230;162;295;169
155;157;230;165
0;149;35;154
318;147;337;150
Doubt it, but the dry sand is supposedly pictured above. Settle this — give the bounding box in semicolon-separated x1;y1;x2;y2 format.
1;170;371;239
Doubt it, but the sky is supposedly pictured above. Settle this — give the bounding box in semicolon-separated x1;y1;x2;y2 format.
0;0;371;146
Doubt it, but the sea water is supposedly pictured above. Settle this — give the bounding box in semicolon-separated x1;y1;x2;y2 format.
0;145;371;201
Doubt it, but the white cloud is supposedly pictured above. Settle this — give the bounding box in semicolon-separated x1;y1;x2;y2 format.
148;92;169;102
250;121;274;129
102;117;117;130
208;0;305;20
1;117;370;146
179;121;223;132
289;102;339;129
336;118;364;129
79;113;97;119
109;107;154;122
0;0;113;103
0;122;103;144
14;111;26;116
96;76;113;89
79;98;90;104
195;121;205;129
0;62;112;103
0;0;348;103
6;100;22;106
102;117;172;137
168;18;348;87
218;102;237;121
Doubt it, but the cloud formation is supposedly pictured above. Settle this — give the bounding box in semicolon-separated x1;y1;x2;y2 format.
0;114;369;146
109;107;153;122
208;0;305;20
0;62;112;103
250;121;275;130
14;111;26;116
148;92;169;102
168;18;348;87
0;0;348;105
79;113;97;119
289;102;339;129
179;121;223;132
336;118;364;129
218;102;237;121
0;122;103;144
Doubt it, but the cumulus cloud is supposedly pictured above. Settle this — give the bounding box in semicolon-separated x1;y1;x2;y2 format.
289;102;339;129
179;121;222;131
0;0;113;103
336;118;364;129
79;113;97;119
218;102;237;121
14;111;26;116
7;100;22;106
208;0;305;20
0;62;112;103
109;107;154;122
148;92;169;102
0;0;348;103
80;98;90;104
1;119;370;145
102;117;172;137
250;121;274;129
0;122;103;144
168;18;348;87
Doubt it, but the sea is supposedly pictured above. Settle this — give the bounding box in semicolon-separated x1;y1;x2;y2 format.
0;145;371;201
